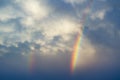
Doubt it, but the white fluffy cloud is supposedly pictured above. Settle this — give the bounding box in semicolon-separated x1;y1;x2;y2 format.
40;17;80;39
0;5;82;54
34;16;82;54
0;0;115;59
15;0;52;20
0;0;53;46
0;0;104;56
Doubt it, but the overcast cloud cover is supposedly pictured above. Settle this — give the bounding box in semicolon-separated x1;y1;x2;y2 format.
0;0;120;80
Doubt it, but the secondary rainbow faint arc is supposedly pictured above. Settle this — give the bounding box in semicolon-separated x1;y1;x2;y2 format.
29;50;36;73
70;0;94;73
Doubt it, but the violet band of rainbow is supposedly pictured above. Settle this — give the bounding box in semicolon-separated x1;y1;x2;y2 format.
70;0;94;74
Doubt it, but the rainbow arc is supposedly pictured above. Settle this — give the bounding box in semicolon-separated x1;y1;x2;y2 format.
70;0;94;74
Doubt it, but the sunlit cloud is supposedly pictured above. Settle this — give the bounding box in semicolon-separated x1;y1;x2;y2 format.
15;0;52;20
0;0;118;58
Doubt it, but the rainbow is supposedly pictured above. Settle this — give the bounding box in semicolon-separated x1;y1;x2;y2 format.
70;0;94;74
70;31;83;73
29;50;36;73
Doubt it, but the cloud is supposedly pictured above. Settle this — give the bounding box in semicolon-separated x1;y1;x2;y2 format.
0;48;9;56
0;0;116;50
37;16;81;54
0;0;117;58
0;0;52;46
0;0;119;66
0;6;22;22
0;8;81;55
0;23;15;33
41;16;80;39
90;9;107;20
64;0;86;5
15;0;52;20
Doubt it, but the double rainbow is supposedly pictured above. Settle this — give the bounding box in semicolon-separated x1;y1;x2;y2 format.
70;0;94;73
28;0;94;74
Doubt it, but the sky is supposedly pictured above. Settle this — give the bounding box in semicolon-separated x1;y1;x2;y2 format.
0;0;120;80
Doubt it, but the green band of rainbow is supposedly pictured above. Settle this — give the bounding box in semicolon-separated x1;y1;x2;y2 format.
70;31;83;73
70;0;94;74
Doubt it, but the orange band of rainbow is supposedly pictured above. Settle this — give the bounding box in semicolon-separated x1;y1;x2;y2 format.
70;0;94;74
